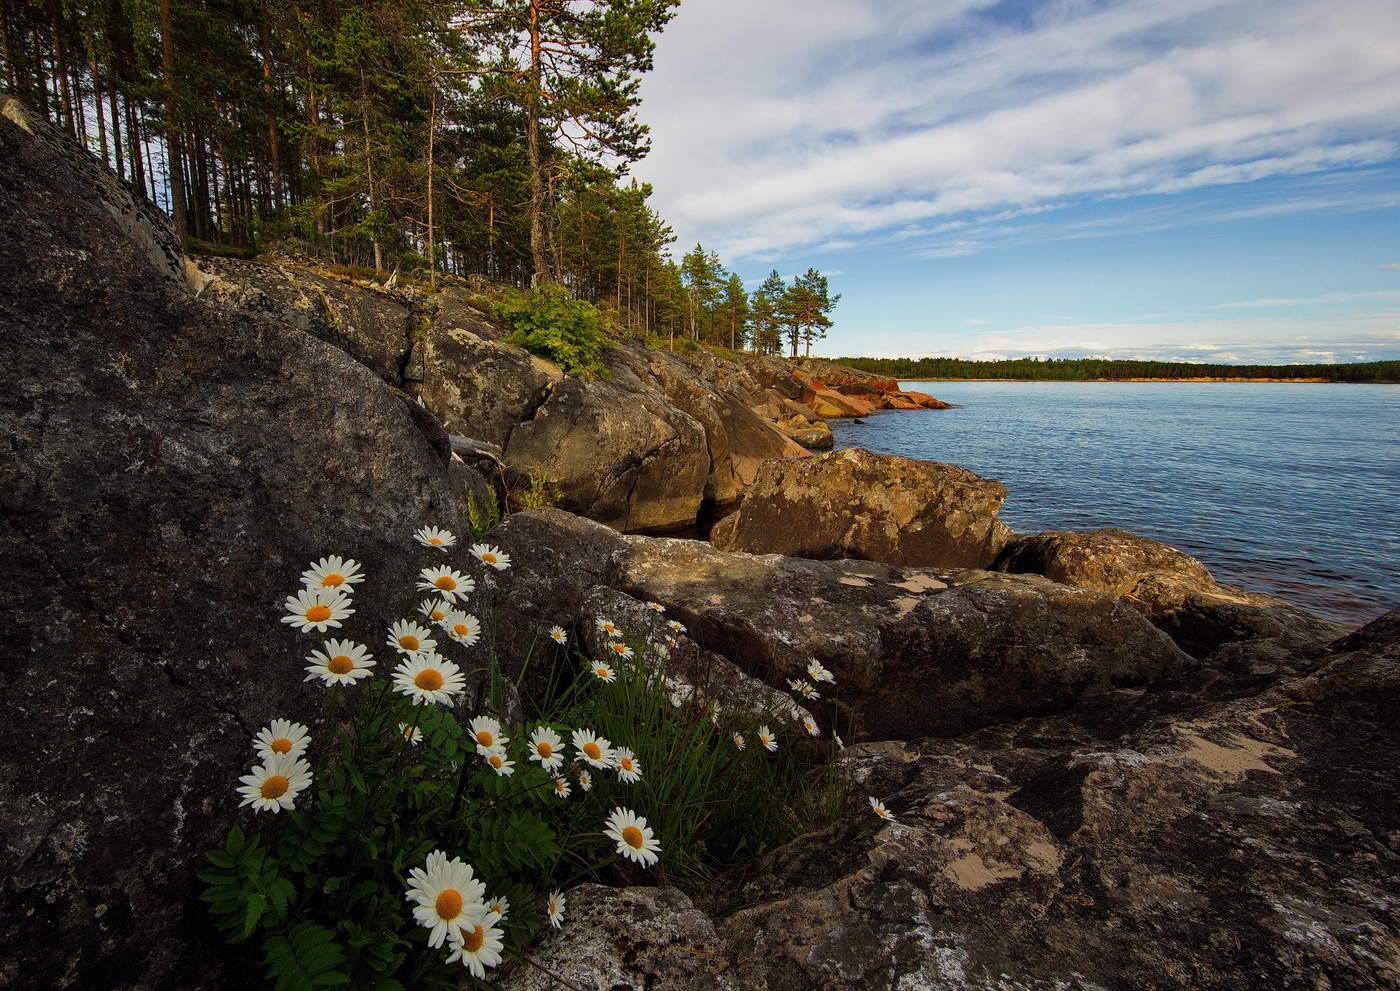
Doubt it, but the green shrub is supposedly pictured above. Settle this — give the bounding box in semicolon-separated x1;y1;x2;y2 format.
493;283;610;379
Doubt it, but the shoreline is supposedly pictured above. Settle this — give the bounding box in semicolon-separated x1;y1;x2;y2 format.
895;376;1340;383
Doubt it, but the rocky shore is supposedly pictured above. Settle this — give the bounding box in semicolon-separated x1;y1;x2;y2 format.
4;96;1399;990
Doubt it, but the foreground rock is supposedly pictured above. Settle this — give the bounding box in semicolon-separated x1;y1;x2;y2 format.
1;99;477;988
712;448;1014;569
491;510;1192;741
995;529;1343;657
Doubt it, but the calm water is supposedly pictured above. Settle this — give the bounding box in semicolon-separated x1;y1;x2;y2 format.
830;382;1400;628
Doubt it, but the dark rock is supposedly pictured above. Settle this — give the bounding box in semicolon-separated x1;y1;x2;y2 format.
1331;605;1400;653
419;321;556;449
0;99;475;988
713;448;1014;569
995;528;1212;595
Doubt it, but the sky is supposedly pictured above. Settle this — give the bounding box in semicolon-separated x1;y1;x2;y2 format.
633;0;1400;363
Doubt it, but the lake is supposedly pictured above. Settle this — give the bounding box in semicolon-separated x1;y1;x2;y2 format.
829;381;1400;628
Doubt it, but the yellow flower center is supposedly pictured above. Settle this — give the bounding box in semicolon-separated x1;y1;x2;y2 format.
260;775;290;799
328;655;354;674
555;780;566;792
596;667;609;677
270;737;293;754
622;825;644;849
548;901;558;915
460;924;485;952
415;669;444;691
428;537;443;545
476;730;494;747
399;634;420;651
583;742;602;760
489;755;503;769
454;624;469;636
620;757;633;771
431;609;445;621
537;742;553;758
322;573;344;587
435;889;463;921
482;553;497;564
435;575;457;591
306;605;331;623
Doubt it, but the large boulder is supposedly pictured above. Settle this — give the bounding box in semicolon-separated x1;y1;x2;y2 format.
419;322;556;449
0;99;477;988
995;529;1343;657
713;448;1014;569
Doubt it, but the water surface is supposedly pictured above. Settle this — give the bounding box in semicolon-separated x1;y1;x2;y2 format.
830;382;1400;628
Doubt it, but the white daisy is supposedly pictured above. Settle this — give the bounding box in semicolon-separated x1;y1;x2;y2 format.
548;625;568;645
404;850;487;949
807;659;835;684
470;543;511;571
666;619;686;634
571;729;614;769
443;611;481;647
552;775;572;798
280;588;354;633
236;752;313;813
757;725;778;752
665;635;679;648
607;642;634;661
446;919;504;979
732;732;746;750
528;727;565;772
546;890;566;928
803;715;820;737
419;599;453;625
604;807;662;867
595;617;622;638
645;601;666;613
797;681;820;700
299;556;365;593
577;769;593;791
253;719;311;761
414;526;457;551
417;566;474;603
869;796;896;822
469;716;508;752
613;747;642;784
391;654;466;706
482;749;514;776
591;661;617;682
398;722;423;745
787;678;804;692
303;639;375;686
387;619;437;656
485;894;510;924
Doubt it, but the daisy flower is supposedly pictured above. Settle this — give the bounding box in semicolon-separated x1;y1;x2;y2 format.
548;625;568;645
398;722;423;745
280;588;354;633
468;543;510;570
835;734;845;750
546;890;566;928
757;725;778;752
803;715;820;737
595;617;622;638
469;716;508;752
387;619;437;657
253;719;311;761
604;807;662;868
613;747;642;784
571;729;614;769
807;659;835;684
869;796;896;822
300;556;365;593
237;752;313;813
528;727;565;772
666;619;686;634
303;639;375;686
732;732;746;750
709;701;720;727
577;769;593;792
797;681;820;700
485;894;510;924
645;601;666;613
404;850;487;949
414;526;456;551
443;611;481;647
419;599;452;625
417;566;474;604
392;654;466;706
482;749;514;776
591;661;617;682
787;678;804;692
446;919;504;979
552;775;572;798
607;642;634;661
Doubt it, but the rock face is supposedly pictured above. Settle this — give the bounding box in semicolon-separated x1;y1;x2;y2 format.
713;448;1015;569
0;100;477;988
995;529;1343;657
490;510;1192;741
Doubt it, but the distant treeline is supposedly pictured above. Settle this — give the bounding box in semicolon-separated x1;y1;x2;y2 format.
831;356;1400;383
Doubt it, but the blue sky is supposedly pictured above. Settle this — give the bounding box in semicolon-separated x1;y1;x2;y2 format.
635;0;1400;363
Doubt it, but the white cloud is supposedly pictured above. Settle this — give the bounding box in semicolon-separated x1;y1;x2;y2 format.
1380;263;1400;271
1215;290;1400;308
638;0;1400;262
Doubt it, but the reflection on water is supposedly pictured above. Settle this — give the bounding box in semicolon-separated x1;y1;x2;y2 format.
829;381;1400;628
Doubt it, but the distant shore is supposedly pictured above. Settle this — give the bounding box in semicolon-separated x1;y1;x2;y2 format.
898;377;1336;383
